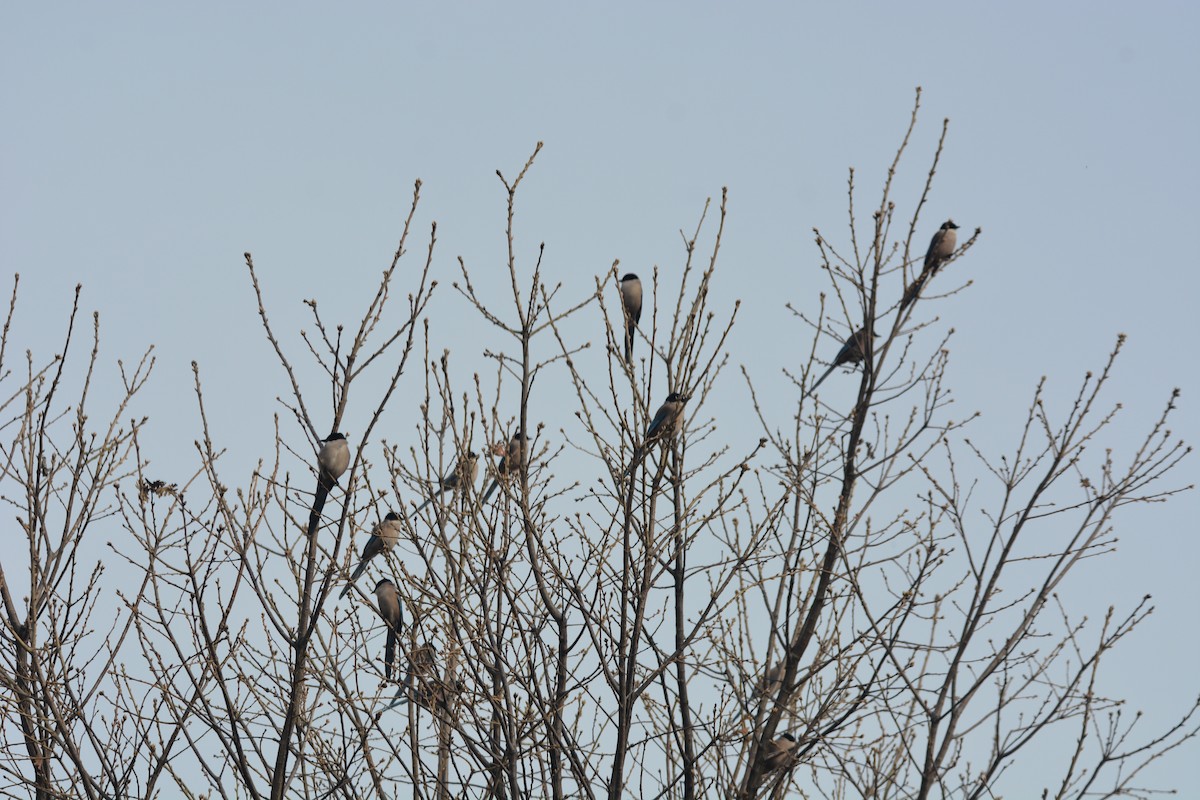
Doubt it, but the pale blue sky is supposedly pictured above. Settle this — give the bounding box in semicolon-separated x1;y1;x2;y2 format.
4;3;1198;793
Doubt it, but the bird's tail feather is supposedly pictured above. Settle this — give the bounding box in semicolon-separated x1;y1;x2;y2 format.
339;562;367;599
481;478;500;504
384;630;396;682
899;274;927;313
415;482;453;515
809;364;837;394
306;478;330;538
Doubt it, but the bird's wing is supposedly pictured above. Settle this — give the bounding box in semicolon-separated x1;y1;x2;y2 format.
645;406;670;439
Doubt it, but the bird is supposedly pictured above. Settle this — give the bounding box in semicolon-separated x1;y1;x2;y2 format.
318;432;350;491
340;512;402;598
374;578;403;681
309;431;351;530
626;391;690;475
481;431;527;503
900;219;959;312
762;732;799;773
808;327;875;394
406;641;443;710
619;273;643;364
413;450;478;514
754;659;786;698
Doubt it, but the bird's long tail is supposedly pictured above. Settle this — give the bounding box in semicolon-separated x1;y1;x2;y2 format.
899;273;927;314
809;363;837;394
481;478;500;504
624;323;635;364
338;561;368;599
306;475;332;538
384;629;397;682
413;486;447;516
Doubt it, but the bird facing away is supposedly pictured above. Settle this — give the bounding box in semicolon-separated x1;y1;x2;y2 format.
626;391;690;475
901;219;960;312
374;578;403;681
481;431;527;503
414;450;478;514
619;273;643;364
762;732;799;773
808;327;875;394
340;512;402;598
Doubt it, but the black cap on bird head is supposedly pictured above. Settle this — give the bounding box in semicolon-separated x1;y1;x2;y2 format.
384;511;401;522
666;391;690;403
621;273;639;282
943;219;959;230
325;431;346;441
374;578;395;591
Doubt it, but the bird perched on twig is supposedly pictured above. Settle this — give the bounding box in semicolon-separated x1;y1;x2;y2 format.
318;432;350;491
406;641;445;710
808;327;875;394
900;219;959;312
414;450;478;514
762;732;799;773
340;512;402;598
374;578;403;681
309;431;350;529
625;392;690;476
481;431;527;503
754;659;786;698
619;273;643;364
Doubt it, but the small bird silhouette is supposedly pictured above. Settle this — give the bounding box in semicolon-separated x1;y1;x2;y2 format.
414;450;478;514
340;512;402;598
406;641;445;710
625;392;690;475
900;219;959;312
809;327;875;394
762;732;799;773
753;659;786;698
619;273;643;364
374;578;403;681
309;431;350;530
481;431;526;503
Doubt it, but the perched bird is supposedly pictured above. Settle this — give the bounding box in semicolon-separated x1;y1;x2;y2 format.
618;273;643;364
309;431;351;530
340;512;402;598
762;732;799;773
406;641;444;709
374;578;403;681
808;327;875;394
414;450;478;514
900;219;960;312
318;432;351;492
626;392;690;475
481;431;527;503
754;659;786;698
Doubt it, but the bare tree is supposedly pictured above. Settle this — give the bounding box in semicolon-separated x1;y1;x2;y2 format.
2;91;1195;800
0;278;153;798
